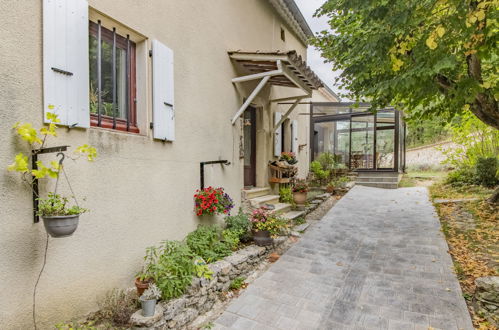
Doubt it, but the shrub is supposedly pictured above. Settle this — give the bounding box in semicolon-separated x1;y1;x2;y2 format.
279;186;293;204
224;208;252;241
142;240;212;300
316;152;337;171
475;157;498;187
446;167;476;186
186;225;232;263
310;160;330;184
95;288;139;326
229;277;246;290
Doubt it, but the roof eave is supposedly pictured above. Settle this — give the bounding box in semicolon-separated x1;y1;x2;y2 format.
269;0;313;45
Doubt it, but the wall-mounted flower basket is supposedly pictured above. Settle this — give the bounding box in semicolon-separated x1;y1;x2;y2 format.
194;187;234;216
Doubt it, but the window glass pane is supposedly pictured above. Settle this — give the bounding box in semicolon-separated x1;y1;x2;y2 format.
88;32;127;120
351;115;374;169
89;34;98;115
313;120;350;168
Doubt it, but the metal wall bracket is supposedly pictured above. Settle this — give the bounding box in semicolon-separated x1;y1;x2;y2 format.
32;145;69;223
200;160;231;189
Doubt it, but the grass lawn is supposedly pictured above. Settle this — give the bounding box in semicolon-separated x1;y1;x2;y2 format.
429;181;498;329
399;170;447;187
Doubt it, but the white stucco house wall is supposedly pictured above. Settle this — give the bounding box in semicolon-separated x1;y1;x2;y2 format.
0;0;338;328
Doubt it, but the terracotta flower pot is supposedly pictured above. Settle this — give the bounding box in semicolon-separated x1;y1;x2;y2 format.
135;278;150;296
293;191;307;205
252;230;273;246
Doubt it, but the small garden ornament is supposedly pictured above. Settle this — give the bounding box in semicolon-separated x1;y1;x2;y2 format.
139;283;161;317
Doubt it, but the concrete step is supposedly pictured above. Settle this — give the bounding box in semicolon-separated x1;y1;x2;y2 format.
248;195;280;208
270;203;291;215
356;182;398;189
242;187;271;199
357;172;400;178
356;176;399;183
282;210;305;221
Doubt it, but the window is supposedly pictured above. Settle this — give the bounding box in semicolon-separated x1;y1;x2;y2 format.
89;21;138;132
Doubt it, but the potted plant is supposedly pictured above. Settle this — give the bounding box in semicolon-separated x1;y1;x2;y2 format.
37;193;88;238
292;179;309;205
139;283;161;317
326;182;335;193
194;187;234;216
249;208;287;246
279;152;298;165
7;113;96;237
135;271;152;296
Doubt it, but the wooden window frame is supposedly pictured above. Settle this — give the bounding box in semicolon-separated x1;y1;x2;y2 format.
89;21;139;133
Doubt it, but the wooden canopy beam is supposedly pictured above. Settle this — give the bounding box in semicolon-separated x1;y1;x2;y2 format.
273;96;306;132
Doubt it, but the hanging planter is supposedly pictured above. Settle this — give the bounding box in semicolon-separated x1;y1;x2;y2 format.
37;193;87;238
7;112;96;236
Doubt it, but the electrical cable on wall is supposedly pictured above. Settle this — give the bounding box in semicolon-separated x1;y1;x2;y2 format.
33;234;49;330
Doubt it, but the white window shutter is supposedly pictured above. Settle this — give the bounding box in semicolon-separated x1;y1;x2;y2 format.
274;112;282;157
291;119;298;154
43;0;89;128
152;40;175;141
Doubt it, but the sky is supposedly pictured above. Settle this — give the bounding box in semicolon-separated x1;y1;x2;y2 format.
294;0;345;99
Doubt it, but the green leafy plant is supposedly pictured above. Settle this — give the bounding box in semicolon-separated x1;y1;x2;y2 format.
140;240;212;301
222;228;243;251
279;186;293;204
224;208;252;241
310;161;330;185
446;167;476;187
475;157;498;187
7;113;96;214
37;193;87;217
186;225;233;263
229;277;246;290
294;217;306;225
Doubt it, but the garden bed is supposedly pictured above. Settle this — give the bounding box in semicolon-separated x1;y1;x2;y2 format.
130;237;290;329
430;182;498;329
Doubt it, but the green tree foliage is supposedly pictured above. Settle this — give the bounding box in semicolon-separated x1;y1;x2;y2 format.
406;118;450;148
311;0;499;129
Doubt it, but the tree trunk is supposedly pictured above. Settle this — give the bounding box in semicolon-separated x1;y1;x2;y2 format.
487;186;499;204
466;54;499;130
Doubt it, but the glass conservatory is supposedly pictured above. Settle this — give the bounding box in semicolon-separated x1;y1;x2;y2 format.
310;103;406;172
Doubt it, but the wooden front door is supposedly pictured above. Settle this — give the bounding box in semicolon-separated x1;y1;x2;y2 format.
243;107;256;187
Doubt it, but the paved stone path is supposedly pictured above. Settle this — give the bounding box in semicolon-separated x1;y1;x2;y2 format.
214;186;473;330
